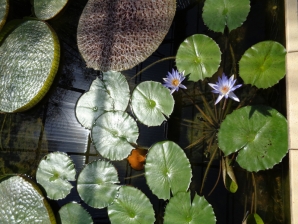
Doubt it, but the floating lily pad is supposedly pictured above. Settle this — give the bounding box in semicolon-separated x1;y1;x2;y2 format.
91;111;139;160
77;160;120;209
0;175;55;224
0;0;9;31
34;0;69;20
163;192;216;224
239;41;286;88
176;34;221;82
36;152;76;200
131;81;174;126
58;202;93;224
202;0;250;33
218;105;288;172
108;186;155;224
145;141;192;200
0;19;60;113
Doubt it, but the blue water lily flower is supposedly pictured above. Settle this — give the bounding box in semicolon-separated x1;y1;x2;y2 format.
163;69;187;94
208;73;242;105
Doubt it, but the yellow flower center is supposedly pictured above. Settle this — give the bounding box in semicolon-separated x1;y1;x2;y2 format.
172;79;179;87
221;86;230;94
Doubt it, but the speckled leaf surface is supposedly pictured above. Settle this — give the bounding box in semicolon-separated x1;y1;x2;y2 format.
0;19;60;113
36;152;76;200
108;186;155;224
145;141;192;200
58;202;93;224
34;0;69;20
0;0;9;31
77;160;120;209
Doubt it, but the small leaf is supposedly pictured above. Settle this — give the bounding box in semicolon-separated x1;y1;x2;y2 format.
91;111;139;160
131;81;174;126
58;202;93;224
108;186;155;224
176;34;221;82
34;0;69;20
239;41;286;88
0;0;9;31
163;192;216;224
244;213;264;224
222;157;238;193
77;160;120;209
145;141;192;200
36;152;76;200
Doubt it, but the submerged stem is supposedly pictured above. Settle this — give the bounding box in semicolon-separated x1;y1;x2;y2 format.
252;172;257;214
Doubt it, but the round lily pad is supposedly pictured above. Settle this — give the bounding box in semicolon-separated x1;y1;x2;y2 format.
0;175;55;224
77;160;120;209
34;0;69;20
239;41;286;88
0;0;9;31
58;202;93;224
36;152;76;200
91;111;139;160
108;186;155;224
0;19;60;113
145;141;192;200
202;0;250;33
163;192;216;224
218;105;288;172
176;34;221;82
131;81;174;126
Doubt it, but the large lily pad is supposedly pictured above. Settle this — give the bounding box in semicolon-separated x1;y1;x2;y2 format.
145;141;192;200
0;0;9;31
239;41;286;88
108;186;155;224
131;81;174;126
163;192;216;224
176;34;221;82
0;175;56;224
0;19;60;113
202;0;250;33
36;152;76;200
58;202;93;224
218;105;288;172
77;160;120;209
34;0;69;20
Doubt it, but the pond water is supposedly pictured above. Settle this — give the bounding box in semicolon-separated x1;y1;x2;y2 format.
0;0;289;223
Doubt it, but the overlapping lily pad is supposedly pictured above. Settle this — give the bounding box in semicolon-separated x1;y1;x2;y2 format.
0;0;9;31
77;160;120;209
218;105;288;172
239;41;286;88
176;34;221;82
145;141;192;200
36;152;76;200
58;202;93;224
34;0;69;20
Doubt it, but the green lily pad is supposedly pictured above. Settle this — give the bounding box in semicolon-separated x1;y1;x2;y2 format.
0;0;9;31
75;88;114;129
176;34;221;82
0;19;60;113
239;41;286;88
218;105;288;172
245;213;264;224
36;152;76;200
202;0;250;33
34;0;69;20
77;160;120;209
58;202;93;224
164;192;216;224
91;111;139;160
108;186;155;224
145;141;192;200
0;175;56;224
89;71;130;111
131;81;174;126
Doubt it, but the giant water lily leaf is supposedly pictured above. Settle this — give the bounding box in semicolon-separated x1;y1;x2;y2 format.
0;175;56;224
239;41;286;88
202;0;250;33
89;71;130;111
145;141;192;200
34;0;69;20
131;81;174;126
218;105;288;172
108;186;155;224
176;34;221;82
77;160;120;209
0;19;60;113
0;0;9;31
163;192;216;224
58;202;93;224
91;111;139;160
36;152;76;200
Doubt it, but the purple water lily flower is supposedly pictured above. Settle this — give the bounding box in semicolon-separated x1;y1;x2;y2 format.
163;69;187;94
208;73;242;105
